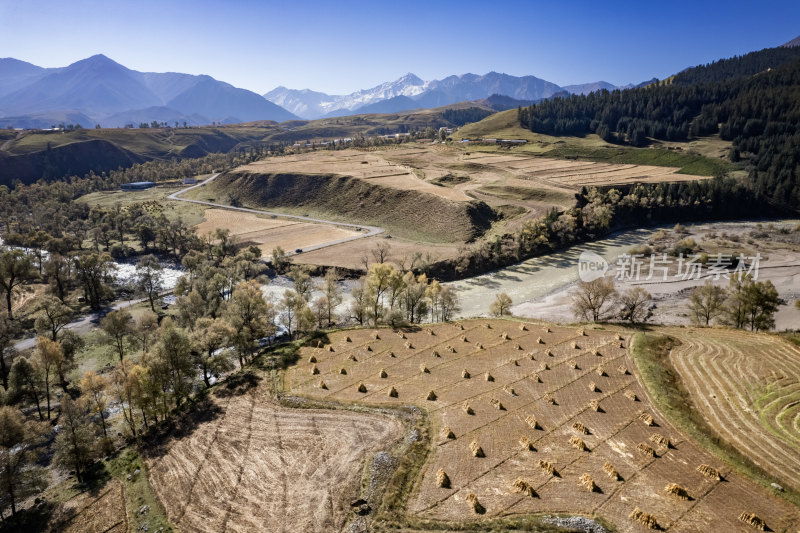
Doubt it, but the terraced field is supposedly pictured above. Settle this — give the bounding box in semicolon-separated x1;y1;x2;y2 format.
287;319;800;532
666;327;800;492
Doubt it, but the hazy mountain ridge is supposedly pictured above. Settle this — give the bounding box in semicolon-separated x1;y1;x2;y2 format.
0;55;298;127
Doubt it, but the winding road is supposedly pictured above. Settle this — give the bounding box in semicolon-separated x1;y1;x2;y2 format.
167;173;385;255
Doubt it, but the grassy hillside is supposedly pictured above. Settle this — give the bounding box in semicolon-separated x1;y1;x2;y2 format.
454;109;736;177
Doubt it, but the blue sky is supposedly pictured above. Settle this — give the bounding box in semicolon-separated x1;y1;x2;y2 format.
1;0;798;94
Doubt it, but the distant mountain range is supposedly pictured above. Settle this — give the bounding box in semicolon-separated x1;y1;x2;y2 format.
265;72;633;119
0;54;636;127
0;55;298;128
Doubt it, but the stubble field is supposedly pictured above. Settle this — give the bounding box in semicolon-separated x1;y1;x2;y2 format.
286;319;800;532
145;379;403;533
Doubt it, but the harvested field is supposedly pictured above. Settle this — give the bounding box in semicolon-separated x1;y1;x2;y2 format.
56;480;127;533
195;208;360;255
146;381;402;533
664;327;800;492
286;319;800;532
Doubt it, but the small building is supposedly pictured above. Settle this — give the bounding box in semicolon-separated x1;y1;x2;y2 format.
120;181;156;191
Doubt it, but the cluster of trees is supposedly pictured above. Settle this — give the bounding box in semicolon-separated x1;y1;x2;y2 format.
570;278;653;325
517;45;800;210
688;276;779;331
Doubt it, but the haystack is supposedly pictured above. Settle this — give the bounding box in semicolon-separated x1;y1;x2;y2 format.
578;328;587;336
373;332;380;340
520;436;535;451
589;381;598;392
442;426;456;439
427;329;436;336
629;507;659;530
432;350;440;358
503;385;516;396
405;341;414;349
531;372;541;383
466;493;484;514
460;335;468;342
463;403;474;415
639;413;655;426
366;345;372;351
602;461;620;481
500;332;509;340
485;322;492;329
447;345;456;353
738;512;766;530
664;483;689;500
490;398;505;410
388;386;398;398
470;440;485;457
388;351;395;358
475;342;484;349
579;473;598;492
328;345;335;352
537;459;558;476
570;435;588;451
379;369;388;378
309;355;317;363
437;468;451;488
339;368;347;375
512;478;537;497
462;369;471;379
420;364;429;373
357;382;367;393
624;390;638;401
348;354;358;361
592;349;602;357
570;361;579;370
697;464;721;480
649;434;671;449
539;363;549;371
571;341;580;349
543;326;551;333
318;380;328;390
537;337;545;344
618;364;629;375
546;350;554;357
510;358;519;366
426;390;437;401
345;336;352;342
311;365;320;375
526;415;541;430
519;324;528;331
589;399;602;412
457;323;464;330
485;372;494;382
595;366;606;376
514;343;522;350
572;422;589;434
543;393;556;405
637;443;656;457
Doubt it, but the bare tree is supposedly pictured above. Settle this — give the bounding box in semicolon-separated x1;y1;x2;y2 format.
371;241;391;264
618;287;653;324
571;278;617;322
